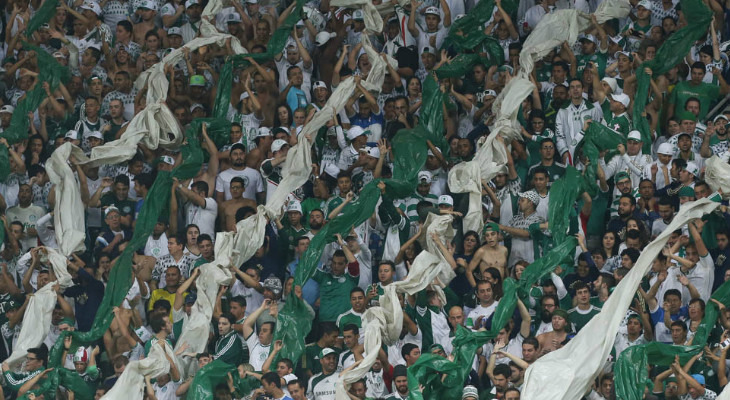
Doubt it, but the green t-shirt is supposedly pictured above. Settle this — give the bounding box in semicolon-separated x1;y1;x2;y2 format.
670;80;721;121
100;193;136;228
336;309;363;335
313;270;359;322
576;51;608;79
568;305;601;332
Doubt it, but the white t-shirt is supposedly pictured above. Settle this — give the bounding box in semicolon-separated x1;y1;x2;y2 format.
144;233;169;258
154;379;182;400
245;332;271;371
215;168;264;201
467;302;499;329
186;198;217;238
230;280;264;316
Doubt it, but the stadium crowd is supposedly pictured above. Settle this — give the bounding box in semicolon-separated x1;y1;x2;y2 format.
0;0;729;398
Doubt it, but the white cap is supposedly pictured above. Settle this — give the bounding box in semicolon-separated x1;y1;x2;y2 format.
271;139;288;153
135;327;152;343
167;27;182;36
239;91;250;101
52;51;67;59
64;130;79;140
161;155;175;165
0;105;14;114
610;93;630;108
324;163;340;178
245;0;257;3
256;127;272;137
315;31;336;47
438;195;453;206
185;0;199;8
190;103;204;112
137;0;157;10
287;201;302;214
578;34;597;44
313;81;328;90
226;12;242;23
346;126;367;141
364;146;380;158
657;142;674;155
88;130;103;140
637;0;652;10
418;170;432;184
627;130;642;141
685;162;699;176
601;77;618;93
352;9;364;20
424;6;440;15
85;41;102;52
80;1;102;15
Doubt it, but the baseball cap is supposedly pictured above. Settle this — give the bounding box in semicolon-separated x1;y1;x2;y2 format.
287;201;303;214
104;206;120;217
324;163;340;179
185;0;199;8
271;139;288;153
160;155;175;165
318;347;336;359
614;171;630;183
691;374;706;386
438;195;454;207
313;81;328;91
483;89;497;99
418;170;432;184
314;31;336;47
713;114;729;123
578;34;598;44
552;309;569;320
483;222;500;233
684;161;699;176
73;347;89;364
678;111;696;122
190;103;205;113
273;127;290;136
637;0;652;10
610;93;630;108
226;12;242;23
346;126;368;141
424;6;440;15
88;130;103;140
429;343;445;353
189;75;206;87
614;51;633;61
519;190;540;206
627;130;642;141
239;91;250;101
167;27;182;37
256;127;272;138
64;130;79;140
52;51;67;60
363;146;380;158
657;142;674;155
263;276;282;295
135;327;152;342
352;9;364;20
678;186;696;197
5;300;20;311
137;0;157;10
677;131;692;140
462;386;479;400
185;293;197;304
0;105;15;114
59;317;75;327
600;77;617;95
80;1;102;15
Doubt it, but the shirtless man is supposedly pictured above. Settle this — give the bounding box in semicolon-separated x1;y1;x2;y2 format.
218;177;257;231
133;2;167;45
467;223;508;285
536;309;570;356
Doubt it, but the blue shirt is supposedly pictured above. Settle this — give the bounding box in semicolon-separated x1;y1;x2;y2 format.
286;87;308;113
288;258;320;307
349;112;384;130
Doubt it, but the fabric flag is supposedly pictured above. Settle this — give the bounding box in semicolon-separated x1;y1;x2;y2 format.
631;0;712;153
522;198;720;400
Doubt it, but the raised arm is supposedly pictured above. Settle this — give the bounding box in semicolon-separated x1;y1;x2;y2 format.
243;299;272;339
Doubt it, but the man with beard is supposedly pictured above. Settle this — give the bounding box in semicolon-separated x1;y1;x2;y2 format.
385;365;409;400
215;143;265;204
307;348;338;400
532;294;560;335
606;194;637;240
544;83;568;131
536;309;571;355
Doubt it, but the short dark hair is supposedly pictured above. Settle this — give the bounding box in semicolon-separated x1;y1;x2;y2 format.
320;321;339;336
621;248;640;263
402;343;419;359
192;180;209;195
230;296;247;308
149;312;169;333
664;289;682;301
343;324;359;335
262;372;281;388
28;346;48;367
493;364;511;379
198;233;213;243
691;61;705;71
114;174;130;186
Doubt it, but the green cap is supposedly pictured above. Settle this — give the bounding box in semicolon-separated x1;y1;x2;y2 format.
189;75;206;87
678;111;696;122
552;309;569;321
678;186;695;197
482;222;500;234
614;171;630;183
627;313;643;327
317;347;336;359
429;343;445;353
59;317;75;327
